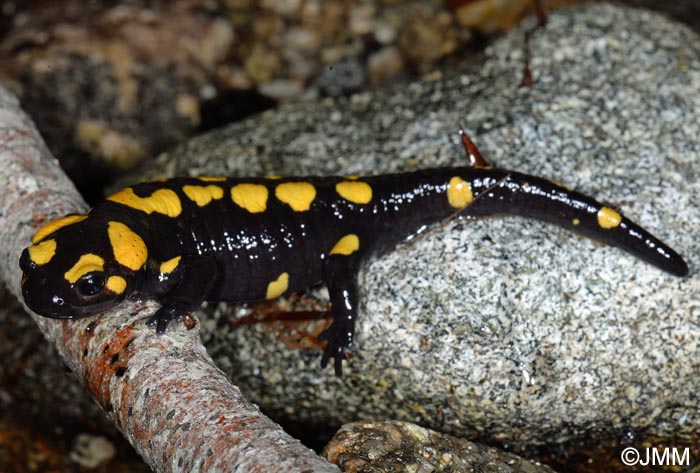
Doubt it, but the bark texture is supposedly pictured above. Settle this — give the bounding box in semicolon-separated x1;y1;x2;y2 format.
0;85;338;472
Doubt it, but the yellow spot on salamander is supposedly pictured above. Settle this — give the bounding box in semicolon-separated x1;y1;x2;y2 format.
330;234;360;256
183;185;224;207
231;183;269;213
597;207;622;229
32;215;87;244
160;256;181;274
447;176;473;208
107;188;181;217
336;181;372;204
108;221;147;271
573;218;580;226
65;254;104;284
275;182;316;211
266;272;289;299
106;276;127;294
27;239;57;265
198;176;227;182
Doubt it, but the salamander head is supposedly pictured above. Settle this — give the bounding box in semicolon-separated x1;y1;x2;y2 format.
19;215;145;318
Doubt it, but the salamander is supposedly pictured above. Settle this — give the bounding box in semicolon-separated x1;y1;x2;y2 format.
19;133;689;375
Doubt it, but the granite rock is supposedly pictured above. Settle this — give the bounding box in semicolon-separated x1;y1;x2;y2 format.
322;420;554;472
128;4;699;445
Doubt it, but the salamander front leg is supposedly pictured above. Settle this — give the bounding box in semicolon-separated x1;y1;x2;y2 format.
147;255;218;333
319;254;361;376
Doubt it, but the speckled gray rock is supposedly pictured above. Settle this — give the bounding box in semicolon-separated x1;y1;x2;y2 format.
126;4;699;445
322;421;554;472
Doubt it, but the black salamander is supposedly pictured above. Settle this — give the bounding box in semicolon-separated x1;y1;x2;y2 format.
19;134;689;375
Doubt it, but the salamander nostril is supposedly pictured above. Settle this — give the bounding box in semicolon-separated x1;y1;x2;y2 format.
19;249;29;272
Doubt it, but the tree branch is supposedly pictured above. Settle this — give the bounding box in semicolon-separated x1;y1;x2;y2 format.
0;85;338;472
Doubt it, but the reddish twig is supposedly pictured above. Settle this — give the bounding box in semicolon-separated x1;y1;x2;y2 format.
458;127;489;167
0;86;338;472
521;0;549;87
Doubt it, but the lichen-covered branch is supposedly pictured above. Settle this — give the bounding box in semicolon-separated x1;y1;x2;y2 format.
0;85;338;472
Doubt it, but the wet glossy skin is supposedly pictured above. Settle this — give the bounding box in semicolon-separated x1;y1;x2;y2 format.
19;167;688;375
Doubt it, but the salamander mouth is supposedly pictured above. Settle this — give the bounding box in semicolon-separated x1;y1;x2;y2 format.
24;294;120;319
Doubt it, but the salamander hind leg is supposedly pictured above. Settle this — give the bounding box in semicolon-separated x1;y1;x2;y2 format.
319;246;362;376
146;255;218;333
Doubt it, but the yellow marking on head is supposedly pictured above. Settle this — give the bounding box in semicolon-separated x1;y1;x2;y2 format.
32;215;87;244
106;276;127;294
160;256;181;274
65;254;105;284
27;239;57;265
275;182;317;211
231;183;269;213
198;176;227;182
447;176;473;208
108;221;147;271
330;234;360;256
107;188;181;217
266;272;289;299
336;181;373;204
572;218;580;226
182;185;224;207
597;207;622;229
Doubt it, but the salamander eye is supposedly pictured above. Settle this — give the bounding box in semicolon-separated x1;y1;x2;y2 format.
76;273;105;296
